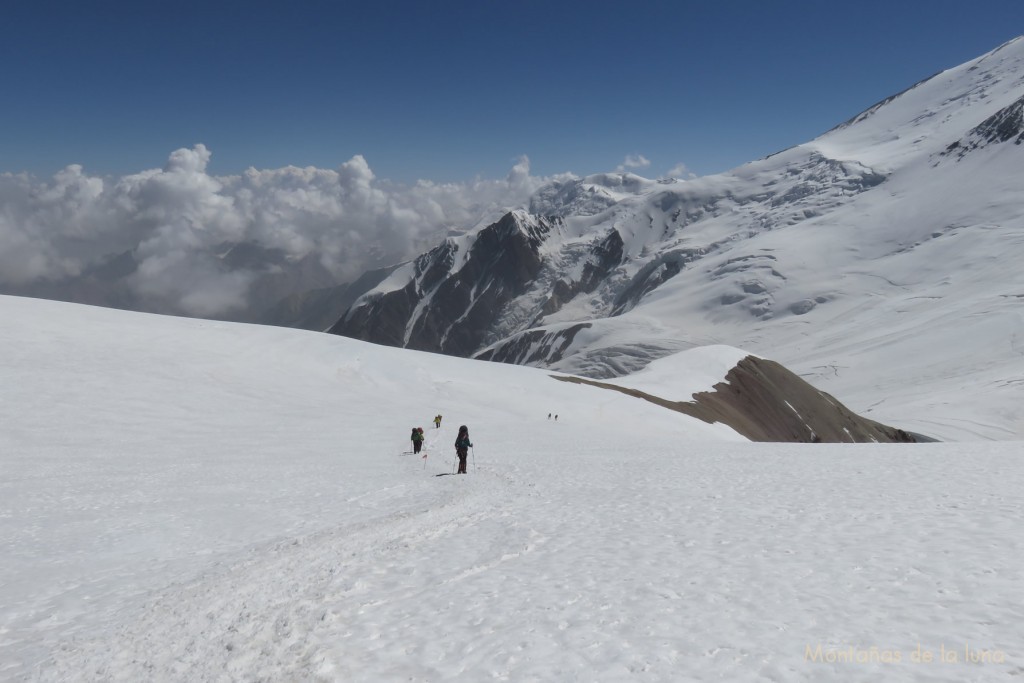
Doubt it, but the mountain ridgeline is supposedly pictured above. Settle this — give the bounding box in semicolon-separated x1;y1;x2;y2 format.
328;150;893;368
328;211;633;356
327;37;1024;442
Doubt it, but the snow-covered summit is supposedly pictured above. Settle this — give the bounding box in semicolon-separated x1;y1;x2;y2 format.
332;36;1024;441
811;35;1024;167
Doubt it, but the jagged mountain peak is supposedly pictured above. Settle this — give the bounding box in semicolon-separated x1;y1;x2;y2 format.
490;208;552;243
329;211;562;354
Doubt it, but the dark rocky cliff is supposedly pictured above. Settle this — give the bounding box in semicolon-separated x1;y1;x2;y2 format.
329;212;555;356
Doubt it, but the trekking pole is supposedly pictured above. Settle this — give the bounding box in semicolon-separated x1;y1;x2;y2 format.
472;446;476;472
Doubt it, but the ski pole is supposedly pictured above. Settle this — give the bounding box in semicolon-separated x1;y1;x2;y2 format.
472;446;476;471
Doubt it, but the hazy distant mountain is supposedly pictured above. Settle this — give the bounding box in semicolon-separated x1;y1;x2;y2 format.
6;240;352;326
330;37;1024;440
257;264;399;331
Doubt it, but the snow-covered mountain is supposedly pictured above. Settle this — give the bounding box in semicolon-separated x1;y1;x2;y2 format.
7;37;1024;683
330;37;1024;442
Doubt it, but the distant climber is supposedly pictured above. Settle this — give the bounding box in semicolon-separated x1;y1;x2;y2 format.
454;425;472;474
434;414;442;429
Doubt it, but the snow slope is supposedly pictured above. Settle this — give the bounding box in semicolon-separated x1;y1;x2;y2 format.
2;295;1023;682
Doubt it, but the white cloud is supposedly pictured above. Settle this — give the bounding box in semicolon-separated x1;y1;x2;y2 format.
616;154;651;172
665;162;696;179
0;146;570;318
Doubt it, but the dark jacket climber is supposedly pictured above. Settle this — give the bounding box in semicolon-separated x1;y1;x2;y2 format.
454;425;472;474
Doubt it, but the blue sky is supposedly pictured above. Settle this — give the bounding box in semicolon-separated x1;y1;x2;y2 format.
4;0;1024;183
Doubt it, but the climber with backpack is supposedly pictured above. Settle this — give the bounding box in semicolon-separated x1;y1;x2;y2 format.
454;425;472;474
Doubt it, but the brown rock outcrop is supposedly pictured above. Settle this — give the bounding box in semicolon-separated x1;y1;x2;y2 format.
553;355;917;443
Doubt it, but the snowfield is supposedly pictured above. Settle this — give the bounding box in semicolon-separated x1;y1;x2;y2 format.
2;295;1023;682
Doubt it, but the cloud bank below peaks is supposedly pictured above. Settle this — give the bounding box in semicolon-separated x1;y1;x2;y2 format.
0;146;569;317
